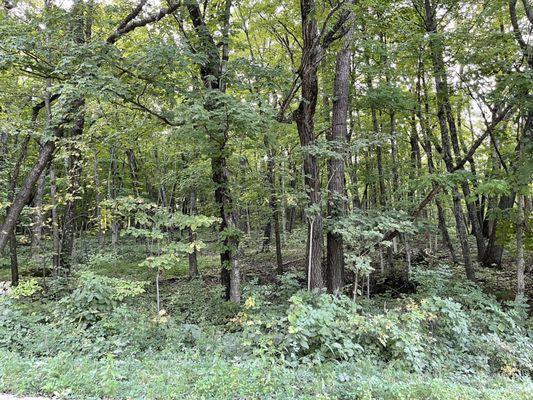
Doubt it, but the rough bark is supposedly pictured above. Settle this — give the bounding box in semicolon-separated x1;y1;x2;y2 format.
0;140;56;254
327;27;352;293
294;0;325;290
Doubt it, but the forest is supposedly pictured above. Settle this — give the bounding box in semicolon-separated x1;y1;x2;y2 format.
0;0;532;399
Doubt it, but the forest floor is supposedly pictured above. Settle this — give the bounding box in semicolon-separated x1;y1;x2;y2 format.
0;233;532;399
1;230;531;305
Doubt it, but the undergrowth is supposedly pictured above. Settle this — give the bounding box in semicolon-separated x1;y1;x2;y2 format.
0;253;531;399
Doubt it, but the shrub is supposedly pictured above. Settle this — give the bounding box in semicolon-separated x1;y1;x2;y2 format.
57;271;146;325
238;267;533;375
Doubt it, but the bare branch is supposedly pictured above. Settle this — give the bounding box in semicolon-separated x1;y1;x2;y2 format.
107;1;181;44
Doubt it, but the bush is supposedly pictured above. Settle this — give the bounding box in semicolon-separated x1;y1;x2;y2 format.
238;268;533;375
57;271;146;325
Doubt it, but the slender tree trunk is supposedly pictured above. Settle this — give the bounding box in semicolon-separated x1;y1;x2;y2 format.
280;153;287;243
9;231;18;286
108;146;120;249
126;148;140;197
93;153;104;248
516;194;525;299
31;170;46;267
390;112;399;197
417;65;458;263
187;191;199;278
187;0;239;301
0;140;55;254
50;166;60;274
423;0;474;280
286;160;297;233
266;148;283;273
372;107;385;206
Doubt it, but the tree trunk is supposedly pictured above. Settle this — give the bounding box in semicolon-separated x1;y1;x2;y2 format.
186;0;239;302
93;153;104;248
423;0;474;280
31;168;46;267
482;193;515;268
108;146;120;249
516;194;525;299
9;230;18;286
266;148;283;273
286;160;297;233
390;112;399;197
50;166;60;274
327;28;351;294
60;105;85;271
294;0;326;290
0;140;55;254
416;63;458;263
126;148;140;197
187;191;199;278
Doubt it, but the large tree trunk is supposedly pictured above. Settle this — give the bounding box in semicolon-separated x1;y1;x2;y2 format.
326;29;351;294
58;1;90;271
294;0;325;290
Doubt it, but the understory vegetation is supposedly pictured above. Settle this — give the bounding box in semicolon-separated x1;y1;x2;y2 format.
1;239;532;399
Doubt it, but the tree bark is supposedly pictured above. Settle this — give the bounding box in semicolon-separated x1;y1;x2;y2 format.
294;0;325;289
186;0;240;302
266;148;283;273
516;194;525;299
422;0;474;280
327;27;352;293
93;152;104;247
187;191;199;278
0;140;56;254
59;104;85;271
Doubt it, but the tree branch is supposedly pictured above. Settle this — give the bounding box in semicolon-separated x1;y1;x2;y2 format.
107;1;181;44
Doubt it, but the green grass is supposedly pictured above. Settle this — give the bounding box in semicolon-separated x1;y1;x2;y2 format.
1;349;531;400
